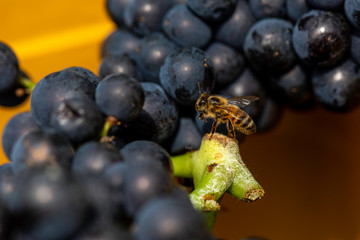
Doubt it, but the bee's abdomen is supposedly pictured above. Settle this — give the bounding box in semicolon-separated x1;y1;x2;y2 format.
232;110;256;135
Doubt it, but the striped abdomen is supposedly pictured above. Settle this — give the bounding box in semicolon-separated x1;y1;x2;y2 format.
230;108;256;135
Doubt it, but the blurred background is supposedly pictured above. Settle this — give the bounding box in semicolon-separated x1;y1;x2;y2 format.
1;1;360;240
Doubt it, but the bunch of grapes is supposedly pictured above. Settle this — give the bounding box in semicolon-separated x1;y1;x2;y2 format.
1;0;360;239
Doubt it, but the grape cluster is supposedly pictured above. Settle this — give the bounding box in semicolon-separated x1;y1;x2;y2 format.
1;0;360;239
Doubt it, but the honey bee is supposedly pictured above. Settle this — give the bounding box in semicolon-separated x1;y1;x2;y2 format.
195;93;259;139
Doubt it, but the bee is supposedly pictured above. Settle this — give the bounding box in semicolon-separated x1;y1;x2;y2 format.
195;93;259;139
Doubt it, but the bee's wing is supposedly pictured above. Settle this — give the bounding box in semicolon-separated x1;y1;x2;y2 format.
227;96;260;108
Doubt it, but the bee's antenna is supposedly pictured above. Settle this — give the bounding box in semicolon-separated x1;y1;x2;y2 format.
197;82;202;95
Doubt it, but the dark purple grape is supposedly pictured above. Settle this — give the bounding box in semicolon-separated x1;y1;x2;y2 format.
123;164;174;216
185;0;237;23
95;73;144;122
292;10;351;67
160;47;215;105
101;28;141;58
120;140;172;173
136;32;179;83
167;117;202;155
255;96;284;132
0;163;16;204
307;0;344;10
0;197;12;239
63;67;100;88
249;0;287;19
312;58;360;111
345;0;360;29
72;141;123;175
268;63;314;106
9;167;92;240
215;0;256;50
243;18;296;73
162;4;212;48
0;42;19;93
30;69;96;130
205;42;245;87
98;54;142;80
74;221;132;240
351;30;360;65
49;98;104;145
0;71;30;107
10;130;74;173
286;0;311;22
135;197;209;240
124;82;179;143
2;112;38;159
124;0;173;36
106;0;131;27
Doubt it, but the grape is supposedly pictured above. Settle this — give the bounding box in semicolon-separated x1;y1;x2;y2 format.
0;198;11;239
243;18;296;73
185;0;237;23
205;42;245;87
123;164;174;217
215;0;256;50
49;97;104;145
312;58;360;111
249;0;287;19
124;82;179;143
101;28;141;58
307;0;344;11
135;32;179;83
255;97;284;132
124;0;173;36
345;0;360;29
160;47;215;105
162;4;212;48
63;66;100;88
10;130;74;173
105;0;131;27
2;111;38;159
9;166;92;240
0;163;15;204
0;42;19;94
72;141;123;175
135;196;209;240
74;221;132;240
286;0;311;22
30;69;96;130
98;54;142;80
120;140;172;173
292;10;351;67
0;70;31;107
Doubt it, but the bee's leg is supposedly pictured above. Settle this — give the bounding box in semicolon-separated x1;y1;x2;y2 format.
209;120;219;139
227;119;236;139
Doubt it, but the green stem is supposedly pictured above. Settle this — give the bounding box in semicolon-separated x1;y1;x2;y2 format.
100;116;118;138
170;151;196;178
18;75;36;91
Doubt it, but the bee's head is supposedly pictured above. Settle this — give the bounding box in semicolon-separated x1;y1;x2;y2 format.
195;93;209;115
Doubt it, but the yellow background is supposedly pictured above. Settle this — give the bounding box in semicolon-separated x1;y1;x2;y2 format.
1;1;360;240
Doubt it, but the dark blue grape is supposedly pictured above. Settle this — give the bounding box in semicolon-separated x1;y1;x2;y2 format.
63;66;100;88
135;196;209;240
312;58;360;111
124;0;173;36
0;163;15;205
74;221;132;240
286;0;311;22
268;63;314;106
136;32;179;83
307;0;344;10
123;164;173;216
185;0;237;23
293;10;351;67
106;0;131;27
351;30;360;65
95;73;144;122
243;18;296;73
0;71;30;107
10;130;74;173
30;70;96;130
160;47;215;105
101;28;141;58
167;117;202;155
345;0;360;29
120;140;172;173
249;0;287;19
2;111;38;159
0;197;12;239
215;0;256;50
72;141;123;175
124;82;179;143
9;167;92;240
98;54;142;80
0;42;19;93
255;96;283;132
49;98;104;145
162;4;212;48
205;42;245;87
